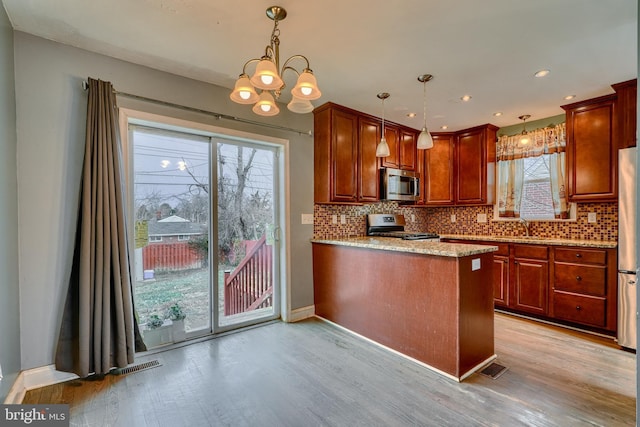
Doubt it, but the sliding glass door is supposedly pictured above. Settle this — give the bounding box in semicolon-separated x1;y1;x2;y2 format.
127;119;281;347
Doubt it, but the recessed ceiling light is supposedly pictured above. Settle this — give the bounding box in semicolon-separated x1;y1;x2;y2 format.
461;95;472;102
534;69;550;78
407;112;417;118
493;112;503;117
564;94;576;100
441;125;448;130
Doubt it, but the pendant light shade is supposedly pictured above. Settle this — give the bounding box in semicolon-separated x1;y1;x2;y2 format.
518;114;531;145
416;74;434;150
376;92;391;158
417;128;434;149
252;91;280;116
230;74;260;104
291;69;322;100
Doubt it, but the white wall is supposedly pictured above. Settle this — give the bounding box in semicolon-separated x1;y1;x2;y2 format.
13;32;315;370
0;4;20;402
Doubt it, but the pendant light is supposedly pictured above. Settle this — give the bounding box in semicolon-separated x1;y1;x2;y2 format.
376;93;391;157
416;74;434;150
518;115;531;145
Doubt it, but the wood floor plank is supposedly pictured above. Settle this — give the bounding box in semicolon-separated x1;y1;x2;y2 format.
23;313;635;426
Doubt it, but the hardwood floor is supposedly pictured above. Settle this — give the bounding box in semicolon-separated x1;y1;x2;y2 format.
23;313;635;426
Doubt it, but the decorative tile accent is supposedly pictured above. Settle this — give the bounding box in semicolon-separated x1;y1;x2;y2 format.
314;202;617;241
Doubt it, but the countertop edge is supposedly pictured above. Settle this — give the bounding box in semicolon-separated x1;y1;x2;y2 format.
438;234;617;249
311;237;497;258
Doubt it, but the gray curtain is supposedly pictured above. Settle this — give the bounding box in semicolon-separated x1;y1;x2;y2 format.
56;78;146;378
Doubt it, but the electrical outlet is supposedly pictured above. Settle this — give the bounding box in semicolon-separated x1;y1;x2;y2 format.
411;214;416;223
588;212;597;223
477;213;487;223
332;215;338;224
301;214;314;225
451;214;456;223
340;214;346;224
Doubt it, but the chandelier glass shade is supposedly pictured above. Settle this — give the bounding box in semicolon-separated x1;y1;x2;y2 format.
416;74;434;150
229;6;321;117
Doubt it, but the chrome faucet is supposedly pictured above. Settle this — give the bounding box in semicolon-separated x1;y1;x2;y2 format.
518;218;530;237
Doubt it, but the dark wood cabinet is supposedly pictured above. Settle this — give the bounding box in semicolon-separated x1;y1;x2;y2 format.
612;79;637;149
512;245;549;316
551;247;617;330
314;102;420;204
456;125;497;205
440;239;617;333
562;95;617;202
314;104;359;203
358;116;382;202
491;243;510;308
418;124;497;206
400;129;417;171
419;133;455;205
381;125;417;171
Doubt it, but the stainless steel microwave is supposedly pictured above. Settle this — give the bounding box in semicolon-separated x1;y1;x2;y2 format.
380;168;420;201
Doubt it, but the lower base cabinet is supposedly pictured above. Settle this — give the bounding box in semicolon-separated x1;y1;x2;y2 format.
442;239;617;333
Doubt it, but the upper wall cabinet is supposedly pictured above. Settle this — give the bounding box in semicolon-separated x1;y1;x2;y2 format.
562;94;617;202
418;124;497;206
314;102;419;204
314;103;360;203
381;125;418;171
612;79;637;149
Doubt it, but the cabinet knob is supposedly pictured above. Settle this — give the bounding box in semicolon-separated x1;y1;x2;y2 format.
576;305;582;310
576;253;582;258
576;276;582;281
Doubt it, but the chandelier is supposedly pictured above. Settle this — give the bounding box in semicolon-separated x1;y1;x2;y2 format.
229;6;322;116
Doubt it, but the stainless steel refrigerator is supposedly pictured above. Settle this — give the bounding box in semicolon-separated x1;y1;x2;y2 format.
617;146;637;350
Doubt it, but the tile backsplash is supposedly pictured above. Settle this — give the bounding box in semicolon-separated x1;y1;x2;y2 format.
314;202;617;241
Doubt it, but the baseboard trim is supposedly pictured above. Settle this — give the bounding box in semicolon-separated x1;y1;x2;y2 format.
286;305;315;322
3;365;78;404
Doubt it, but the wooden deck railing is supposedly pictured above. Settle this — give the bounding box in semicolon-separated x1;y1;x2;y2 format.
224;235;273;316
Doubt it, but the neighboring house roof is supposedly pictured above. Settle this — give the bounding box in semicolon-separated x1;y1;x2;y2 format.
148;216;205;237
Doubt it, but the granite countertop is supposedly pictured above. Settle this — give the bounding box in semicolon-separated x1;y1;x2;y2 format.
439;234;617;249
311;237;497;258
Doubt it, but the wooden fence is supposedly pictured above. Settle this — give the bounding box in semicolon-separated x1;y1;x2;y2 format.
142;242;202;272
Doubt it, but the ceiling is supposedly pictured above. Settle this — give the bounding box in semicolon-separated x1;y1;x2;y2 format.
2;0;637;132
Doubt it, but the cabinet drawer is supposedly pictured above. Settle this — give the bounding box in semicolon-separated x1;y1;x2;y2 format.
554;248;606;265
554;263;606;296
553;291;606;327
491;243;510;256
514;244;548;260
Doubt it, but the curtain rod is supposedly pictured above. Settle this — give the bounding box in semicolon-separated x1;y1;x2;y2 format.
81;80;313;137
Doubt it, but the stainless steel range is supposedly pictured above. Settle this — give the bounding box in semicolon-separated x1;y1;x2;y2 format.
366;214;439;241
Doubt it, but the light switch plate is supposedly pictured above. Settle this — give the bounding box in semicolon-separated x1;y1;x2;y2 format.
588;212;597;223
301;214;314;225
477;213;487;223
451;214;456;223
411;214;416;223
340;214;346;224
332;215;338;224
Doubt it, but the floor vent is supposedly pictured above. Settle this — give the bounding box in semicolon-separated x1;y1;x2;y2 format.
480;362;508;379
112;360;161;376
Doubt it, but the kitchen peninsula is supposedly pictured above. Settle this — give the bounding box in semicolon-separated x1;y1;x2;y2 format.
312;237;498;381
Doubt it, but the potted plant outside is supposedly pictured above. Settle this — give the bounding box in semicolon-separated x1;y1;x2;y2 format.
143;314;173;348
168;303;187;342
